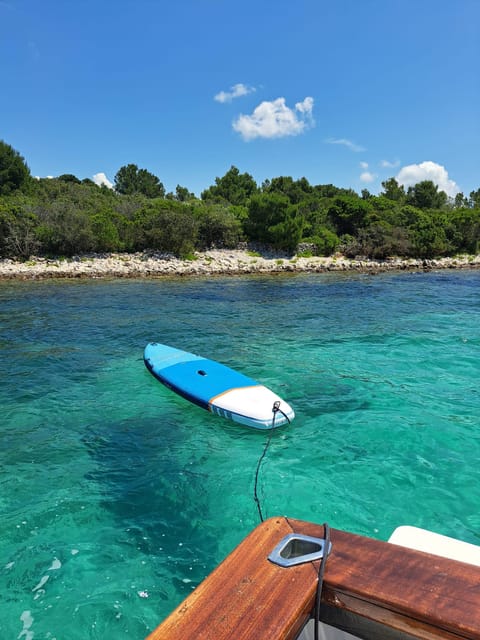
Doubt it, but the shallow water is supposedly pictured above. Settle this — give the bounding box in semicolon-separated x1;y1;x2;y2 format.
1;270;479;639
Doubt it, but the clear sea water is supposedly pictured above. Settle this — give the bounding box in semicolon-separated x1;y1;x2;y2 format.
1;270;479;639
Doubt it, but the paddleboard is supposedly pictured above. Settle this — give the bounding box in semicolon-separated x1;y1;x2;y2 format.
143;343;295;429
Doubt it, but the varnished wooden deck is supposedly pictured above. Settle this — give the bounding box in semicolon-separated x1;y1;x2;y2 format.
146;517;480;640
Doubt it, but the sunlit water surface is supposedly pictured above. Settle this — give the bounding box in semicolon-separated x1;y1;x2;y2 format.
1;270;479;639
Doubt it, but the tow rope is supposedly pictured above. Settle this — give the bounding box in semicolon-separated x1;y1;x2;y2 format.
253;401;291;522
314;522;331;640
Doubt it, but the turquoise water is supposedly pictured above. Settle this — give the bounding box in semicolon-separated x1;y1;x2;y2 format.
1;270;480;639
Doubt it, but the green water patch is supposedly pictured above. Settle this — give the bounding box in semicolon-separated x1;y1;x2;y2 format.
1;271;480;638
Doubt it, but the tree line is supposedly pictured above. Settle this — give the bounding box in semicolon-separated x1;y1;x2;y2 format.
1;139;479;260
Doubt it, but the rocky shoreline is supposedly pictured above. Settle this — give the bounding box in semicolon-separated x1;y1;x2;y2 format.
1;249;480;280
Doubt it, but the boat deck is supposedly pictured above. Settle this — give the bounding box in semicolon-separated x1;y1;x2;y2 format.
145;517;480;640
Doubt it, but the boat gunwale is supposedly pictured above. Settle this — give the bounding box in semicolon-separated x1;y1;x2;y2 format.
145;517;480;640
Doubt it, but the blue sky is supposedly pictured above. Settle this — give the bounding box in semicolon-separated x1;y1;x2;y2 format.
1;0;478;198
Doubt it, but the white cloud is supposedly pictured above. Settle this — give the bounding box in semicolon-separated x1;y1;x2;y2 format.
233;96;314;141
93;172;114;189
360;161;369;170
214;83;255;103
325;137;365;152
381;159;400;168
396;161;459;197
295;96;314;115
360;171;376;183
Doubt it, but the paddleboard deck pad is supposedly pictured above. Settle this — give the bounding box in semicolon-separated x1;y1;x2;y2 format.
144;343;294;429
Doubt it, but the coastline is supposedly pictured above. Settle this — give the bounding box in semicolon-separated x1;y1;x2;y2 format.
1;249;480;280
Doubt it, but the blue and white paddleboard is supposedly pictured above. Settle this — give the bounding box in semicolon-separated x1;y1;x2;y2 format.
143;343;294;429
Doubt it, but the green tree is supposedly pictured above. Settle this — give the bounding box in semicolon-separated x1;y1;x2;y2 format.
195;204;244;249
57;173;81;184
174;184;196;202
327;195;372;236
114;164;165;198
133;200;198;257
313;184;350;199
469;189;480;208
262;176;312;204
0;141;31;195
298;197;329;239
0;195;39;257
348;223;412;259
365;195;401;226
446;208;480;254
409;210;449;257
245;192;303;250
245;192;290;244
397;204;423;228
269;206;304;252
90;212;123;252
201;166;258;206
454;192;468;209
406;180;447;210
381;178;405;202
35;199;95;256
302;227;339;256
81;178;97;186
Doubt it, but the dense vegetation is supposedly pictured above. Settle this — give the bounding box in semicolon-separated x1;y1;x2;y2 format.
1;140;479;260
